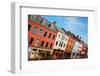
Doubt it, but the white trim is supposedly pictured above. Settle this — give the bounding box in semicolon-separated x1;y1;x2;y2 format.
29;47;52;52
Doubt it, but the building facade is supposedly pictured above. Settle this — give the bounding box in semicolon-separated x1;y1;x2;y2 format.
64;31;75;58
71;40;80;59
28;15;88;60
53;31;68;51
50;26;69;59
77;42;88;58
28;15;57;60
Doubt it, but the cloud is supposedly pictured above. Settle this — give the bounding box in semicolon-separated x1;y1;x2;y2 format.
62;16;88;43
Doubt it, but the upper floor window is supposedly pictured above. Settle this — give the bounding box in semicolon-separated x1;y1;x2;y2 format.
46;42;48;48
48;24;51;28
28;24;31;31
50;43;52;49
41;41;44;47
42;19;47;25
63;44;65;47
33;27;37;34
61;43;63;47
56;41;58;46
29;38;33;45
44;32;47;37
59;42;61;47
61;35;65;40
58;34;60;38
38;29;43;35
53;35;55;39
31;16;35;21
66;38;67;41
34;39;39;47
35;16;42;23
48;33;51;38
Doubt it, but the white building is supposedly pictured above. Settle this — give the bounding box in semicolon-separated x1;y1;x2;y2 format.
71;40;80;58
53;27;69;51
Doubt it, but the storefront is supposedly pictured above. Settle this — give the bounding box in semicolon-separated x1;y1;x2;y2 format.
28;47;51;60
51;49;63;59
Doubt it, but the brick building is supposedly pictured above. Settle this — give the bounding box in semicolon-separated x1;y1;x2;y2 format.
28;15;57;60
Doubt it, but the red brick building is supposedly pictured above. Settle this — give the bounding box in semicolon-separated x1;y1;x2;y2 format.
28;15;57;60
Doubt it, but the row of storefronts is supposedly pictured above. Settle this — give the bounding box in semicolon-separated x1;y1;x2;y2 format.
28;15;88;60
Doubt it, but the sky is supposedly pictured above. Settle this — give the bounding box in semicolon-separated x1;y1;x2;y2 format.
42;15;88;44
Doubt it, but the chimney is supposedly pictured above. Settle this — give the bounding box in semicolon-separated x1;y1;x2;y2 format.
80;37;81;39
53;21;56;25
77;35;79;38
49;21;56;30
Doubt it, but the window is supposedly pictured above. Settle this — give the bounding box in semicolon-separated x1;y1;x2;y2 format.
66;38;67;41
34;39;39;47
59;42;61;47
38;29;43;35
61;35;65;40
40;20;43;23
46;42;48;48
33;27;37;34
53;35;55;39
58;34;60;38
28;24;31;31
44;32;47;37
50;43;52;49
29;38;33;45
56;41;58;46
63;44;65;47
61;43;63;47
35;16;42;23
32;16;35;21
48;24;51;28
42;19;47;25
41;41;44;47
48;33;51;38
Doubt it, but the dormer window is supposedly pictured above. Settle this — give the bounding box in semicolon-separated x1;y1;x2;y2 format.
42;19;47;25
48;24;51;28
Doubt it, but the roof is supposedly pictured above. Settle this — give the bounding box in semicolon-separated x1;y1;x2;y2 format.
36;15;58;32
29;15;86;44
